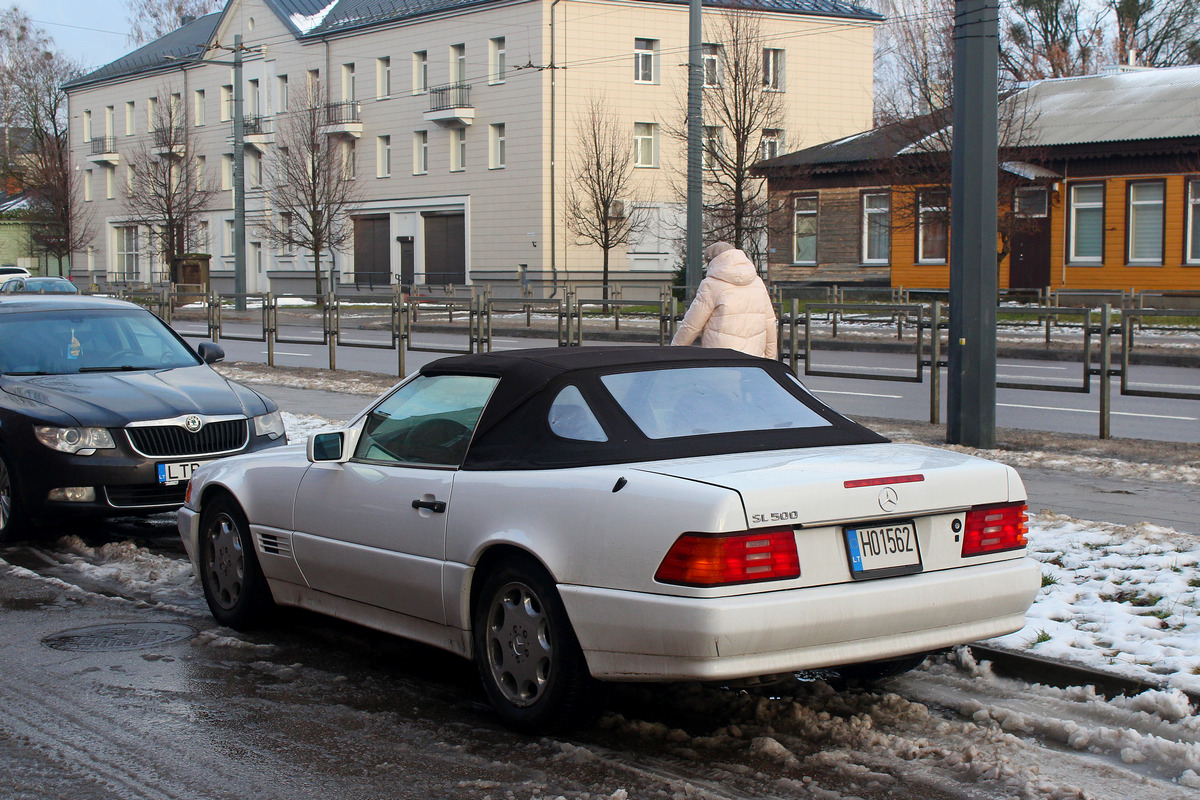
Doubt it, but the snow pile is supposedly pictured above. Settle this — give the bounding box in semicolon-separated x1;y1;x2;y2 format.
940;445;1200;485
989;511;1200;694
55;535;195;597
215;363;395;396
282;411;342;440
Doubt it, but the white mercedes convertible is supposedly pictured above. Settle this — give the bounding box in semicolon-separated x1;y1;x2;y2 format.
178;346;1039;731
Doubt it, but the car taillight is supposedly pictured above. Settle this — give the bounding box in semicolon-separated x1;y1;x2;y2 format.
961;502;1028;556
655;528;800;586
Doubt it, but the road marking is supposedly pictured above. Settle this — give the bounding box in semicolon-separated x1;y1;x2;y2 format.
998;402;1197;421
998;363;1068;371
814;389;904;399
262;351;312;357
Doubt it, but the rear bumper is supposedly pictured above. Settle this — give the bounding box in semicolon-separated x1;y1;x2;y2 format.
559;557;1041;681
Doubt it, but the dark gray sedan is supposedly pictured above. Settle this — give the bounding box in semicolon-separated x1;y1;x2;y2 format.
0;294;286;540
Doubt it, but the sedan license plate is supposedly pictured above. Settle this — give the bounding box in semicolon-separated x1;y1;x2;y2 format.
844;520;921;580
157;460;210;486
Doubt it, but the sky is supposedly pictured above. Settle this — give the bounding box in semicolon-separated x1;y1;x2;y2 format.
16;0;136;72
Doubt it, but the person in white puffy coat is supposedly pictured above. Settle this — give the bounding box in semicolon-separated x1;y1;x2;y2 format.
670;242;778;358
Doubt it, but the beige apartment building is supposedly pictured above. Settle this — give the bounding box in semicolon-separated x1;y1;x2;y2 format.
65;0;878;296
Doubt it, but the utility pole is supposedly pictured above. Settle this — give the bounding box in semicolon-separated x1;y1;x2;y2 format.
947;0;999;447
233;34;247;301
685;0;703;294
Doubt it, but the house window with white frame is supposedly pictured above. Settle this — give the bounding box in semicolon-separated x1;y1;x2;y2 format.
104;106;114;139
763;48;785;91
342;138;357;178
307;69;320;99
1067;182;1104;264
1127;180;1164;265
861;192;890;264
247;80;260;115
377;57;392;98
414;130;428;174
221;154;233;190
1188;179;1200;264
703;126;721;169
377;135;391;177
220;85;232;121
125;101;135;135
147;96;159;131
248;150;262;188
413;51;428;93
105;165;114;198
450;127;466;171
195;155;206;190
115;226;140;280
84;169;92;202
761;129;782;160
489;123;505;169
193;90;205;125
277;74;289;111
634;122;657;167
634;39;657;83
342;63;356;101
83;109;92;142
917;190;948;264
224;219;236;256
703;44;722;87
489;37;505;84
793;195;817;264
451;44;466;83
279;212;294;254
195;220;210;253
170;92;181;124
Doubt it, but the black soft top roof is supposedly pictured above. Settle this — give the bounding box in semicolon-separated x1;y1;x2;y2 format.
419;346;887;470
0;294;145;314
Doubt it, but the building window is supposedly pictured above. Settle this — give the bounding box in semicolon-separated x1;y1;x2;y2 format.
105;105;115;138
126;164;135;193
277;74;289;111
192;90;205;126
279;212;294;254
1127;180;1163;265
634;122;657;167
225;219;236;256
221;154;233;190
247;79;260;115
793;195;817;264
763;48;785;91
917;191;948;264
342;63;356;101
634;38;657;83
84;169;93;202
703;126;721;169
377;57;392;99
1188;179;1200;264
377;135;391;177
248;150;262;188
196;220;210;253
125;101;135;135
414;130;428;174
413;51;428;94
307;69;321;99
761;129;782;160
451;127;466;171
489;123;505;169
220;85;232;121
195;155;206;190
862;192;890;264
82;109;92;142
105;165;114;198
1014;186;1048;218
1067;182;1104;264
703;44;722;87
116;226;140;280
249;241;263;273
147;96;159;131
490;37;505;84
343;138;357;178
451;44;466;83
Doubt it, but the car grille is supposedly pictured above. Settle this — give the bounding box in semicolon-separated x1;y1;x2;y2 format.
125;419;249;458
104;484;188;509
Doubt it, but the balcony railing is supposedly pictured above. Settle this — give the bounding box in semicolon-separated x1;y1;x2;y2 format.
152;126;186;149
428;83;472;112
242;115;272;136
89;136;117;155
324;101;361;125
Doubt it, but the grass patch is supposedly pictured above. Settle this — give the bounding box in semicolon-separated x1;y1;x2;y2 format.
1032;630;1052;646
1041;572;1060;588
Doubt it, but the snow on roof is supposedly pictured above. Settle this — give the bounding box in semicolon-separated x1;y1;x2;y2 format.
289;0;338;33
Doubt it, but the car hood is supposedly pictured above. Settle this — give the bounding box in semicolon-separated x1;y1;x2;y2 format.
633;442;1024;526
0;366;271;427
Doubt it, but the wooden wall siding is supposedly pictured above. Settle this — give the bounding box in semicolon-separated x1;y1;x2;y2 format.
888;185;1013;289
766;185;888;283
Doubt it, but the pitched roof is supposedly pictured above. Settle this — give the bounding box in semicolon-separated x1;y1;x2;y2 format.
64;13;222;90
754;114;945;173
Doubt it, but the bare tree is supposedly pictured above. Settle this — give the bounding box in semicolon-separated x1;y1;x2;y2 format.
257;81;362;301
1001;0;1109;81
125;0;221;46
1108;0;1200;66
668;10;786;263
122;89;217;278
564;98;645;303
872;0;956;123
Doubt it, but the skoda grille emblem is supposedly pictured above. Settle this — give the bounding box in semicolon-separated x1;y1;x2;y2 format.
185;415;203;433
878;486;899;512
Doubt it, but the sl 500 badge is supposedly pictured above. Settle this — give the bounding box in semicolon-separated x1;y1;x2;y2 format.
751;510;799;525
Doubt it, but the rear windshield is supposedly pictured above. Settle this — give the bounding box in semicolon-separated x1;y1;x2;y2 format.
600;366;833;439
0;308;200;375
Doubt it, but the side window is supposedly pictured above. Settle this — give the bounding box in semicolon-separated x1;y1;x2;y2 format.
355;374;498;466
548;385;607;442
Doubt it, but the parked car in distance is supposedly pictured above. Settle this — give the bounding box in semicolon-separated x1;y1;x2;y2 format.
0;294;287;541
1;276;79;294
178;346;1040;732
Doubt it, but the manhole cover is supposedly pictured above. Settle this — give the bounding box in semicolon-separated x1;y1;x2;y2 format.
43;622;197;652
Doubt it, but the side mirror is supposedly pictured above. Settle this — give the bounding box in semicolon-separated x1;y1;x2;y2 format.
197;341;225;364
308;431;348;463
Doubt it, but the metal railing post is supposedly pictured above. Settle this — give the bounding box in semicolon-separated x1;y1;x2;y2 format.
930;301;942;425
266;293;276;367
327;292;337;370
1099;304;1112;439
789;298;799;372
398;301;408;377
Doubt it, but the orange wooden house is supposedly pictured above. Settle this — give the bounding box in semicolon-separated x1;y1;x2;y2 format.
754;66;1200;294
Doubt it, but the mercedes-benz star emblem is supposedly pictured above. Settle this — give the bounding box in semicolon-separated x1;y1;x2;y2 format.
184;415;203;433
878;486;899;512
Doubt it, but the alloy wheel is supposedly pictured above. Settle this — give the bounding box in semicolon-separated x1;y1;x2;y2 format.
484;581;552;707
204;512;246;610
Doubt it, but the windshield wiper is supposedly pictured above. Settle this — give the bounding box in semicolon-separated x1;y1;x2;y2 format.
2;370;52;376
78;365;151;373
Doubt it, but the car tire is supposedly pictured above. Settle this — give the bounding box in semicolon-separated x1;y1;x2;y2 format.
838;653;928;683
0;447;29;543
473;557;596;733
198;493;275;629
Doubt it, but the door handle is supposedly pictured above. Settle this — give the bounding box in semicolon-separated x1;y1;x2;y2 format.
412;498;447;513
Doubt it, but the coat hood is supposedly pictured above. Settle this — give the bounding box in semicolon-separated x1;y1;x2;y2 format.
705;248;759;286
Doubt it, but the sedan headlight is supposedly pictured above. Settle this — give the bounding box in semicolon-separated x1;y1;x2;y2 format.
253;410;286;440
34;426;116;455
